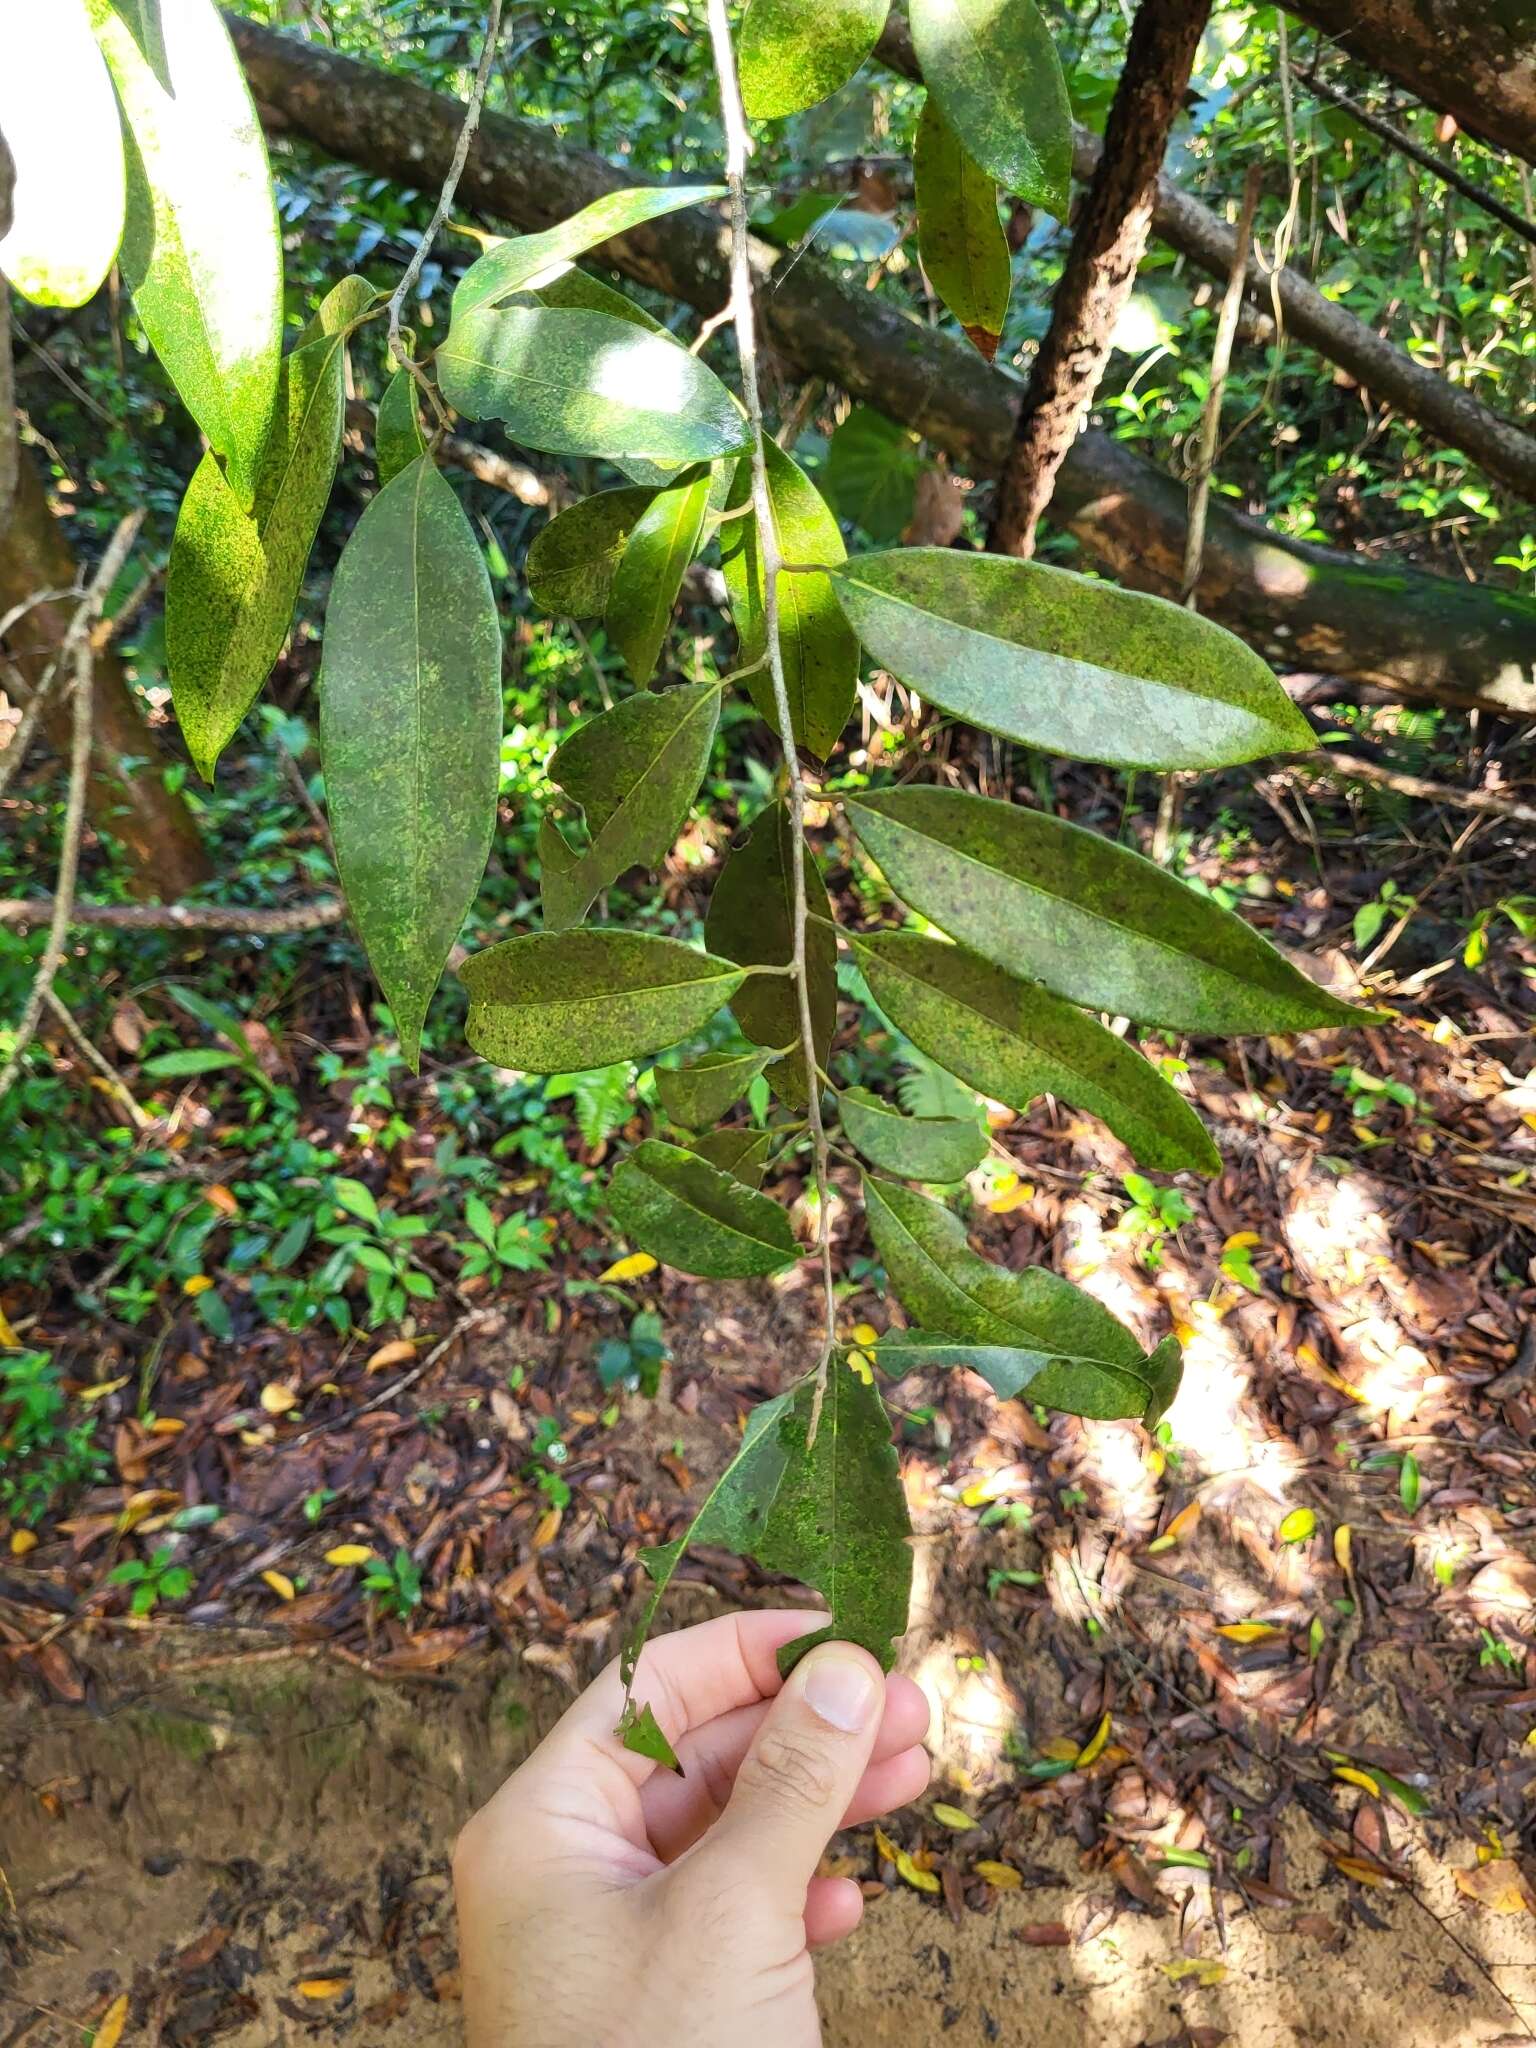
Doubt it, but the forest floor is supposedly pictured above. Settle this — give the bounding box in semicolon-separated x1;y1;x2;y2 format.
6;773;1536;2044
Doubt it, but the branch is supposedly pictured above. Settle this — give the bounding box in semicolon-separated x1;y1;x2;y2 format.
704;0;839;1392
0;895;344;933
1304;752;1536;827
988;0;1212;557
1181;166;1262;603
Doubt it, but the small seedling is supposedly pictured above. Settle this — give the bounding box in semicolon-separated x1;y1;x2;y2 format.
458;1195;555;1285
107;1544;194;1616
362;1547;423;1620
595;1310;669;1397
1479;1628;1522;1674
1118;1174;1194;1270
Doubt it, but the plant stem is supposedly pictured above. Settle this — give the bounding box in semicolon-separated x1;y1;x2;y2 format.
704;0;839;1406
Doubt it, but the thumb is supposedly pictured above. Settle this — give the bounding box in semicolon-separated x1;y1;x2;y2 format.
693;1641;884;1910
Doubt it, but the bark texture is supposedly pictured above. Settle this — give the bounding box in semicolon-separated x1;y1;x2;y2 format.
989;0;1212;558
228;17;1536;716
0;452;210;897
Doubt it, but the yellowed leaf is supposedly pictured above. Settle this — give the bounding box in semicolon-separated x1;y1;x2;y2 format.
366;1339;417;1374
0;1305;20;1348
96;1993;129;2048
325;1544;374;1567
182;1274;214;1297
261;1570;296;1602
598;1251;658;1283
1222;1231;1263;1251
297;1977;351;1998
1039;1736;1080;1763
1332;1765;1381;1797
1162;1959;1227;1987
79;1375;130;1402
10;1529;38;1557
1147;1499;1202;1553
148;1417;184;1435
1456;1859;1536;1914
203;1183;239;1217
1334;1523;1353;1572
975;1860;1022;1889
932;1803;975;1831
848;1350;874;1384
1332;1855;1390;1888
1278;1506;1317;1544
533;1507;562;1549
260;1382;298;1416
895;1848;941;1893
873;1824;901;1866
1215;1622;1283;1644
1076;1712;1111;1769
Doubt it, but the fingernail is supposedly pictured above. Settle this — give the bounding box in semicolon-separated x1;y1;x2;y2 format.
800;1646;879;1733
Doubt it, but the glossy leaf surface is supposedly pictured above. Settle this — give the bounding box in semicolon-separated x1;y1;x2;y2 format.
657;1049;775;1129
0;0;124;307
839;1085;989;1183
452;184;726;319
375;369;427;485
913;98;1010;361
605;466;714;685
738;0;890;119
909;0;1071;217
526;487;656;618
608;1139;800;1277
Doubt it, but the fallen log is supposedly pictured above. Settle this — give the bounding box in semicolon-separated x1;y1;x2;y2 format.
228;18;1536;717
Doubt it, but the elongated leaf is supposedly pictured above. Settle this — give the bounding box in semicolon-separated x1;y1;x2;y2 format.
605;467;714;685
705;799;836;1108
909;0;1071;217
657;1049;774;1129
375;369;427;485
831;549;1315;771
693;1124;775;1186
738;0;891;118
527;487;656;617
167;276;373;780
438;305;747;467
823;408;923;544
621;1357;909;1737
89;0;282;503
452;184;726;320
839;1084;988;1183
321;455;501;1068
720;440;858;762
851;930;1220;1175
913;99;1009;361
461;930;744;1072
0;0;124;307
608;1138;799;1277
847;787;1372;1035
875;1330;1183;1426
862;1177;1180;1423
540;682;721;929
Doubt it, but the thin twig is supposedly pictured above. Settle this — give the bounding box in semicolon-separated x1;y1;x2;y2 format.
384;0;505;397
41;987;152;1131
280;1305;500;1451
0;512;142;1101
0;894;344;933
705;0;839;1421
0;674;61;802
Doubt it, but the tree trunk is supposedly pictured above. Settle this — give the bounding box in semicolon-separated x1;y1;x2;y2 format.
0;450;210;898
1284;0;1536;165
989;0;1212;557
227;16;1536;718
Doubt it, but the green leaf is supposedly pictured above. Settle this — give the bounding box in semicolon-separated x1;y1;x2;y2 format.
375;368;427;485
909;0;1072;217
89;0;283;504
719;440;858;762
608;1139;800;1277
738;0;891;119
539;682;721;929
850;930;1220;1175
657;1049;775;1129
705;799;837;1108
876;1330;1182;1425
913;98;1009;362
823;408;922;544
438;305;748;467
141;1047;245;1079
621;1356;910;1727
167;276;372;780
526;487;657;618
321;455;502;1069
452;185;727;320
692;1124;775;1186
839;1085;988;1183
0;0;124;307
862;1177;1180;1423
617;1699;682;1773
847;787;1375;1035
461;930;744;1073
831;549;1316;771
605;466;714;685
1400;1451;1421;1515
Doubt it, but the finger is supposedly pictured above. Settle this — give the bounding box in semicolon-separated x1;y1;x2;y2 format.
840;1744;930;1832
685;1641;886;1912
805;1875;864;1949
641;1676;928;1860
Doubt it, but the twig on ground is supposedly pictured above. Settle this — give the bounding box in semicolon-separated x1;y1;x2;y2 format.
41;987;152;1131
280;1305;501;1451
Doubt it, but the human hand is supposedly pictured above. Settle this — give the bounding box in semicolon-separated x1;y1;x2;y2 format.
453;1609;929;2048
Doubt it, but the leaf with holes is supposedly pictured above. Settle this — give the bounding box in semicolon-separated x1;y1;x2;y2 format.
913;98;1009;360
850;929;1220;1175
608;1139;800;1277
839;1085;989;1183
461;931;744;1073
320;455;501;1068
720;439;858;762
831;549;1315;771
909;0;1071;216
438;305;748;467
705;799;836;1107
89;0;282;503
539;682;721;930
168;276;374;780
452;184;726;320
847;787;1375;1035
738;0;891;119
